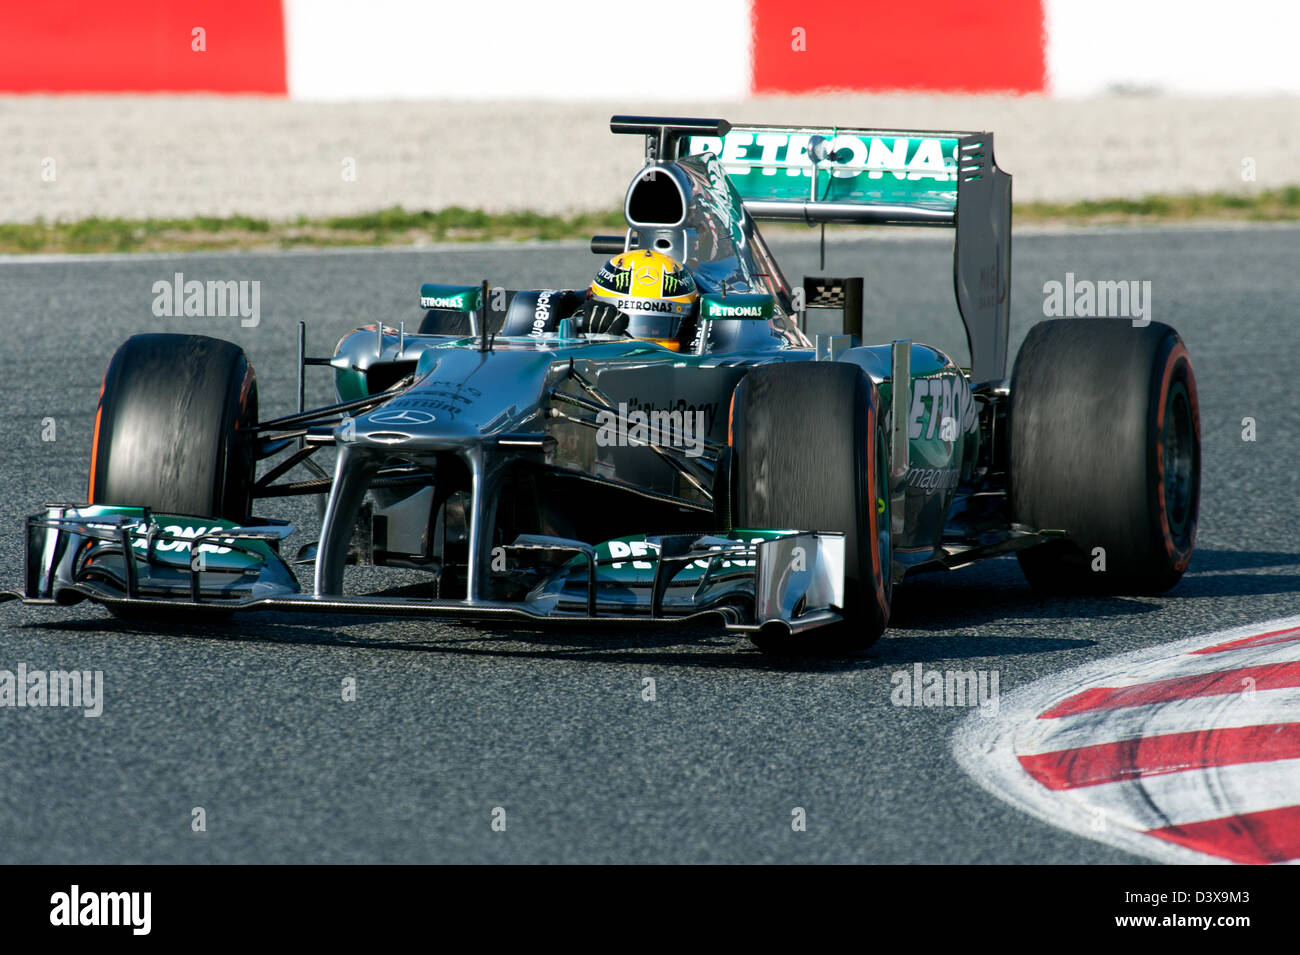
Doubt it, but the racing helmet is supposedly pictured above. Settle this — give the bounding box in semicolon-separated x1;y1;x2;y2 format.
589;249;698;350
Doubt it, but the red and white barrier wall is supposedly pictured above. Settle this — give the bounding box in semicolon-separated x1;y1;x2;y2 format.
3;0;1299;98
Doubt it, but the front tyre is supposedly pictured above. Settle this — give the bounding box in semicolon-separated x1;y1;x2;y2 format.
729;362;891;655
90;333;258;520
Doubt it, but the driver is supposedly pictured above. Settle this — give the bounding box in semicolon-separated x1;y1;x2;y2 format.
574;249;699;351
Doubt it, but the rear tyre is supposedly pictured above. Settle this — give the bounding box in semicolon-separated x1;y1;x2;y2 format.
90;333;258;520
1010;319;1200;594
729;362;890;655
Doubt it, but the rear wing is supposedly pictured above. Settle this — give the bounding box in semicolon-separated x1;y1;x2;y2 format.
610;116;1012;384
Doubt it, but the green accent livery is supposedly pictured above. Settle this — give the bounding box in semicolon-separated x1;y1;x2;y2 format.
419;283;482;312
566;529;796;588
687;128;958;214
74;505;280;574
699;292;775;320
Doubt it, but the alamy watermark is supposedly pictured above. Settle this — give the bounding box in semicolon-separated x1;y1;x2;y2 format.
152;271;260;327
0;663;103;717
595;401;712;458
890;663;999;717
1042;272;1151;326
50;885;150;935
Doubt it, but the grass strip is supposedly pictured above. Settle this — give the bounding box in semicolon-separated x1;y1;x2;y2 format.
3;187;1298;255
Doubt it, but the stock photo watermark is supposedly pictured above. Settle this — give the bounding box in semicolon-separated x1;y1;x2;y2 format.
0;663;103;717
50;886;150;935
152;272;260;327
1042;272;1151;326
891;664;999;717
595;400;715;458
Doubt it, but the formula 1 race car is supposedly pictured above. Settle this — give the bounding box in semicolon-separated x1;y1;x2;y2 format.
5;116;1201;655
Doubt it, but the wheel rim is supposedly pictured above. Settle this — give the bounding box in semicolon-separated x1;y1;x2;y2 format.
1161;380;1195;541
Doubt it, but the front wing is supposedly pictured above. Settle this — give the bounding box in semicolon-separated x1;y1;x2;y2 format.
4;505;848;641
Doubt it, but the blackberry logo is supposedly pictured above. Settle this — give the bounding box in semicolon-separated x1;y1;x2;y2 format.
532;289;553;335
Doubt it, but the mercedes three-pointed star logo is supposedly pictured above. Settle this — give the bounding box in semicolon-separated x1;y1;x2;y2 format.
369;409;436;425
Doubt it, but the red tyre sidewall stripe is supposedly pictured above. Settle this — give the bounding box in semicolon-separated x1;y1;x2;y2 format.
865;385;889;623
87;373;107;504
1153;340;1197;570
727;391;736;449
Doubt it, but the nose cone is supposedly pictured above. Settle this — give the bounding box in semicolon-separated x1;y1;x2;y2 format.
343;346;554;450
350;403;461;446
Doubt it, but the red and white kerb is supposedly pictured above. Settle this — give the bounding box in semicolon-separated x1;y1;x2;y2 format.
954;616;1300;864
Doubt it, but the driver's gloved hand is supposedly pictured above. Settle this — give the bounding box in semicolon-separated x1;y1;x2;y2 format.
578;301;630;335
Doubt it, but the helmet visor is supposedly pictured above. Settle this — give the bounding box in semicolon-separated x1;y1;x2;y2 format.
625;311;683;341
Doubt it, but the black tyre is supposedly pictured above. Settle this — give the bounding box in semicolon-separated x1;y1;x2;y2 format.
90;334;258;520
729;362;891;655
1010;319;1200;593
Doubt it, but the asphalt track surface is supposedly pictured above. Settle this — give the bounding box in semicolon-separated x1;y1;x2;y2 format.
1;225;1297;864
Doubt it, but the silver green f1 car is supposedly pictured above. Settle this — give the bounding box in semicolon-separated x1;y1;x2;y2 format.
6;116;1201;655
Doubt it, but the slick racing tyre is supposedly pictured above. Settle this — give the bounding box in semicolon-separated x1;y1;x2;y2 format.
90;334;258;520
1010;319;1200;594
728;362;891;655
